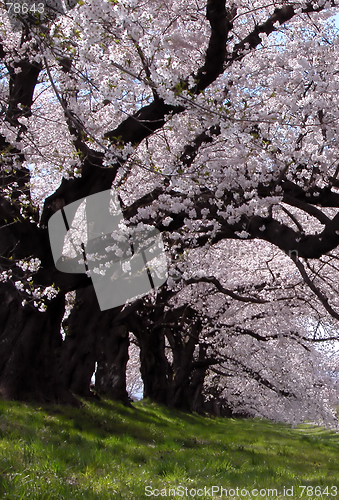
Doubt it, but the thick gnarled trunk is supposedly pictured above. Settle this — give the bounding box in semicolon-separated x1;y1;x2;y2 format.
135;327;171;405
59;287;98;398
95;323;130;403
0;282;78;405
60;286;130;404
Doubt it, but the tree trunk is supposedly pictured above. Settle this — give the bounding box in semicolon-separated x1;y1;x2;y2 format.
95;323;130;403
60;285;130;404
128;300;207;412
127;307;172;405
166;321;203;412
0;282;79;405
132;324;170;404
59;287;99;398
186;345;208;413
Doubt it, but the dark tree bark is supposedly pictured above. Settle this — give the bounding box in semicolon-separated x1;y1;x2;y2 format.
59;287;99;398
59;285;130;404
127;294;207;412
187;344;209;413
0;162;88;404
95;323;129;403
128;311;171;405
166;320;203;412
164;314;206;412
0;282;79;405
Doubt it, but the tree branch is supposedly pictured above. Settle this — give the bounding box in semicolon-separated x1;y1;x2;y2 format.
290;252;339;321
228;2;337;66
185;276;268;304
194;0;236;92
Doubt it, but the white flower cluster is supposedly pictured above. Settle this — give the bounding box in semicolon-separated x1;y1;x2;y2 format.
16;258;41;273
235;230;250;239
13;274;59;312
0;270;12;282
31;286;59;301
15;281;25;291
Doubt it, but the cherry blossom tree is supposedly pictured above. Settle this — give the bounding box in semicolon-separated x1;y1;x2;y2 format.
0;0;339;424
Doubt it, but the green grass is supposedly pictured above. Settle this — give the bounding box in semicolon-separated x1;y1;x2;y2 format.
0;399;338;499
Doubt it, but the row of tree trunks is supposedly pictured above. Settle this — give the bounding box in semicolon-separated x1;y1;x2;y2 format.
0;275;218;413
126;297;209;413
0;277;131;405
0;261;213;412
0;212;210;411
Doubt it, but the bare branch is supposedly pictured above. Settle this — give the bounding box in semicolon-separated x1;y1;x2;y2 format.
290;253;339;321
185;275;268;304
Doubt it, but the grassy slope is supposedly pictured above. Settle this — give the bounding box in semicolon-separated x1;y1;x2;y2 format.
0;399;338;499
